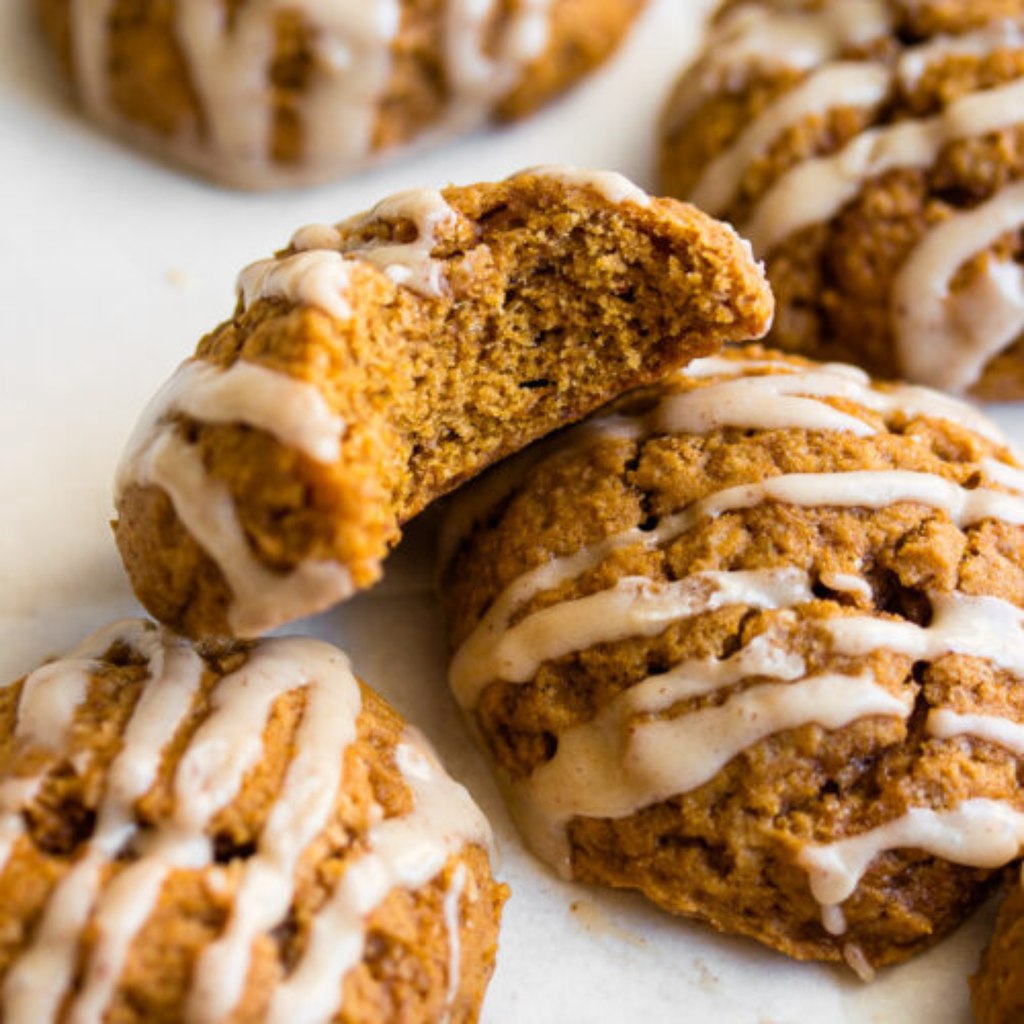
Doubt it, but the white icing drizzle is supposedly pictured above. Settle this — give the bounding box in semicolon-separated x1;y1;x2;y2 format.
893;180;1024;391
927;708;1024;756
0;621;156;874
444;0;553;116
667;0;892;132
636;368;1005;440
678;356;1006;441
0;663;93;874
14;662;94;751
67;0;555;188
3;622;207;1024
820;571;872;602
0;778;40;881
266;731;491;1024
125;424;353;638
174;1;397;180
982;455;1024;493
843;942;875;982
799;799;1024;909
898;20;1024;89
185;657;363;1023
116;359;344;498
686;355;867;380
617;468;1024;544
826;590;1024;680
514;166;652;206
439;355;1006;573
239;251;356;322
239;186;460;318
69;0;111;120
336;188;461;295
451;471;1024;702
821;903;847;936
440;862;469;1024
1;624;490;1023
690;61;893;216
449;568;814;709
743;77;1024;255
629;370;881;438
516;670;909;876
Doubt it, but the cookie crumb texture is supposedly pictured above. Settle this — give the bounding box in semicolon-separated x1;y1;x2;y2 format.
36;0;645;189
113;167;772;638
0;620;505;1023
660;0;1024;397
441;346;1024;972
972;871;1024;1024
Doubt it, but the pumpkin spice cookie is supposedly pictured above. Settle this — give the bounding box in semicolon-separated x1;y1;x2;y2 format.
113;167;773;638
659;0;1024;397
972;869;1024;1024
0;619;504;1023
440;345;1024;975
37;0;645;189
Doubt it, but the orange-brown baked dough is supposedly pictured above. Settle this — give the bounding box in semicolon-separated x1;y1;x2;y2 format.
114;167;772;638
0;619;504;1023
37;0;646;189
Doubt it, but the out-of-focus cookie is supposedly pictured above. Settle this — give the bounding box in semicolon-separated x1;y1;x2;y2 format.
0;619;504;1022
659;0;1024;397
37;0;645;189
440;345;1024;974
113;167;773;639
972;869;1024;1024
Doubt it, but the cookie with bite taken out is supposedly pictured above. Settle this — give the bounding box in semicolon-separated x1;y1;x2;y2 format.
113;167;773;638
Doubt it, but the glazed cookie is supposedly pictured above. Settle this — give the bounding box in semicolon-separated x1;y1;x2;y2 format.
113;167;773;639
0;619;504;1023
440;346;1024;974
659;0;1024;397
37;0;645;189
972;869;1024;1024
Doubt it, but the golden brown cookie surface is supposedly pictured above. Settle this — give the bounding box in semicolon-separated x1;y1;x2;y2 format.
0;620;504;1023
972;870;1024;1024
440;345;1024;974
659;0;1024;397
113;167;773;638
37;0;645;189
